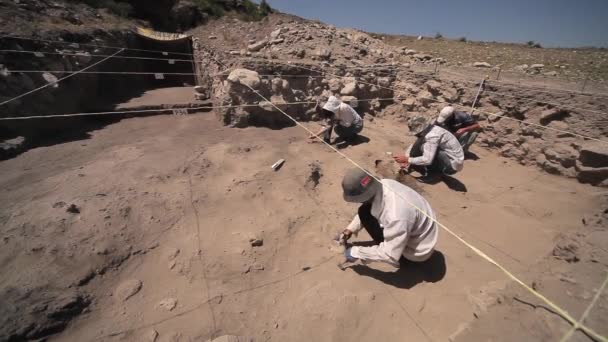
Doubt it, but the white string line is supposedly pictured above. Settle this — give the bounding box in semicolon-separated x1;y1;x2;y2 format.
0;35;194;56
235;72;608;342
0;49;193;63
8;70;199;76
370;67;608;116
0;96;408;121
201;46;608;340
252;59;608;144
0;48;125;107
559;272;608;342
9;67;604;119
423;67;608;99
479;86;608;116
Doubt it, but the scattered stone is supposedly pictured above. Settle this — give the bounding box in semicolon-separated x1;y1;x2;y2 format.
270;38;284;45
115;279;143;302
158;298;178;311
315;48;332;60
473;62;492;68
66;204;80;214
249;236;263;247
147;329;159;342
425;80;442;95
413;53;432;61
529;64;545;70
543;71;558;76
42;72;59;88
552;236;580;262
247;40;267;52
208;35;217;40
539;108;568;125
270;28;282;39
514;64;529;71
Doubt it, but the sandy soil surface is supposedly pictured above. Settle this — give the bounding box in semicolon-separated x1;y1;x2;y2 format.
2;109;606;341
116;88;204;109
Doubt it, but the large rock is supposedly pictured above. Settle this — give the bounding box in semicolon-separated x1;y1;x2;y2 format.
540;108;569;124
416;90;434;107
544;144;578;168
315;48;332;60
247;40;267;52
425;80;442;95
270;28;283;39
530;64;545;70
227;69;261;89
579;142;608;168
340;82;357;96
576;164;608;186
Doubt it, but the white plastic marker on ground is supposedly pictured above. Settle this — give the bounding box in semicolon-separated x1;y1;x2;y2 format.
0;48;125;107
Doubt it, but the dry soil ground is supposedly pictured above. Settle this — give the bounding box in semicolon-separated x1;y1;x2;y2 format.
2;107;606;341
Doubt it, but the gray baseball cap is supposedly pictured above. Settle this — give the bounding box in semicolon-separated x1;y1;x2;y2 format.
342;168;380;203
408;115;432;136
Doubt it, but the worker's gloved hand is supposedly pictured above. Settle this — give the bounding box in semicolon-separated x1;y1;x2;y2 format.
344;248;358;262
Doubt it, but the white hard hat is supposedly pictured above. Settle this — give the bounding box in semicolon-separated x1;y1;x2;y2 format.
437;106;455;124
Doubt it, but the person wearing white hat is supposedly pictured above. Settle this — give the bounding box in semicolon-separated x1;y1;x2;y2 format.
309;96;363;144
339;168;438;267
392;115;464;178
436;106;481;153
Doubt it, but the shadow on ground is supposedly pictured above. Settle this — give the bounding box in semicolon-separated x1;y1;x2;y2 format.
349;250;447;289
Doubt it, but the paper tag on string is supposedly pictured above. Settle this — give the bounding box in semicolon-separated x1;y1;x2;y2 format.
34;52;45;57
162;52;168;56
168;59;175;65
154;73;165;80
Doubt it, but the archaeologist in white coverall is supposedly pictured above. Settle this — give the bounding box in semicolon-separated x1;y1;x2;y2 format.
393;115;464;178
339;168;438;267
309;96;363;144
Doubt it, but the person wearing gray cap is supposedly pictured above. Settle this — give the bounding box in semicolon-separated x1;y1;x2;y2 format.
339;168;438;268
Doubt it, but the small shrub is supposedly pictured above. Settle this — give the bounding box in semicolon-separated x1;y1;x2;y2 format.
527;40;542;48
458;36;467;42
434;32;443;39
259;0;272;16
194;0;225;18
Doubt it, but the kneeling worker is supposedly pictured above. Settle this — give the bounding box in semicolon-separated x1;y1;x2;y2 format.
309;96;363;144
436;106;481;153
339;168;438;267
393;116;464;177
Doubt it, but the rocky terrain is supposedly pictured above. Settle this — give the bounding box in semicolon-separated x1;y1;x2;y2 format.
1;1;608;342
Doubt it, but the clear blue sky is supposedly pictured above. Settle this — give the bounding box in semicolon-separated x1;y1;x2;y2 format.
262;0;608;48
